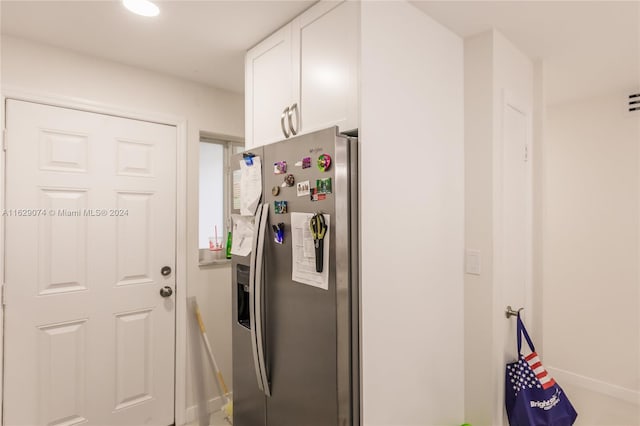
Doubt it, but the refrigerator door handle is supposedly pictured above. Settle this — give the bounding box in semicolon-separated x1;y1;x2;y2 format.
254;203;271;396
249;204;265;392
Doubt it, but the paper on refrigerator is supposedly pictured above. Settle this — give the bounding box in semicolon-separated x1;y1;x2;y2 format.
239;156;262;216
231;214;254;256
291;212;330;290
232;169;241;210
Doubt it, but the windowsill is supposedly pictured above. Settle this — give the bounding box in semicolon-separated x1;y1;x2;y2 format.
198;248;231;267
199;259;231;267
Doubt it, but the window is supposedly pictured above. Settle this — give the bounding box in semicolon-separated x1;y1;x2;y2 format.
199;137;244;256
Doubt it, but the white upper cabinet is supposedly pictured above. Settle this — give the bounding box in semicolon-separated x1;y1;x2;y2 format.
245;1;358;148
296;1;358;137
245;25;296;148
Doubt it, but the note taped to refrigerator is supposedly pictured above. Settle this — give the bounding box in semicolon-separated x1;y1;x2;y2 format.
231;214;254;256
291;212;330;290
240;156;262;216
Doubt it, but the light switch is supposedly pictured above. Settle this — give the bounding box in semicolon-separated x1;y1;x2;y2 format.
465;249;481;275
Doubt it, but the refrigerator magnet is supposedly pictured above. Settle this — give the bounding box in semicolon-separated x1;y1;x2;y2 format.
273;161;287;174
284;174;295;187
317;154;331;172
302;157;312;169
310;188;326;202
316;178;332;194
242;153;255;166
274;200;288;214
272;186;280;196
272;222;285;244
296;180;310;197
309;213;327;273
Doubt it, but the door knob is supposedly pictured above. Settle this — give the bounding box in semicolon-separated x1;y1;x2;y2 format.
161;266;172;276
160;286;173;298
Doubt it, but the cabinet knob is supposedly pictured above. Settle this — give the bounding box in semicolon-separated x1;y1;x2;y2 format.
281;106;291;138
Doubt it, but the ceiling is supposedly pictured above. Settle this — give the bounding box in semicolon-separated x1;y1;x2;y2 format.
413;1;640;104
2;1;638;104
1;0;315;94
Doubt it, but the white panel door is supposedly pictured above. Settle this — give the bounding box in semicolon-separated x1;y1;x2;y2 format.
245;24;295;148
500;101;532;360
3;100;176;426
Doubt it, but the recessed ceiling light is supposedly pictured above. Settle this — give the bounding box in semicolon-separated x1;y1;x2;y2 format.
122;0;160;17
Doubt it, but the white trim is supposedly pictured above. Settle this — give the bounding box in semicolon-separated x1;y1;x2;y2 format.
505;90;535;333
490;88;504;425
0;86;189;425
1;86;183;127
0;93;6;426
637;75;640;416
500;89;534;324
547;366;640;406
175;121;188;426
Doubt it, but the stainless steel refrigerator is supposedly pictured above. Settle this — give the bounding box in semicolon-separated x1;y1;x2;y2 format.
231;127;359;426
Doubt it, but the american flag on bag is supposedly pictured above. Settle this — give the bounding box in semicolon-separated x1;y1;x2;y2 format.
506;351;556;395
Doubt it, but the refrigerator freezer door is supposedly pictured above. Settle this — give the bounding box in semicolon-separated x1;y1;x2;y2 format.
232;149;267;426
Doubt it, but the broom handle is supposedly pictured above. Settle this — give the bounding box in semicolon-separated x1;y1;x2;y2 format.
195;302;231;399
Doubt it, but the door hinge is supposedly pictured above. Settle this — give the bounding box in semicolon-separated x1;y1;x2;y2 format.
524;145;529;162
2;128;7;152
1;284;6;307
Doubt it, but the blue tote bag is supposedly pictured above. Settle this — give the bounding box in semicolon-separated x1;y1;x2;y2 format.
505;314;577;426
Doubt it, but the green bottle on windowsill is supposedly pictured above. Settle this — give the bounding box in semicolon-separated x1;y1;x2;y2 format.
225;230;232;259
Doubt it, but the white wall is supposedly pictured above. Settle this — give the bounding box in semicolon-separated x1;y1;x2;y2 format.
464;30;534;425
543;92;640;424
463;31;495;425
0;35;243;425
359;2;464;424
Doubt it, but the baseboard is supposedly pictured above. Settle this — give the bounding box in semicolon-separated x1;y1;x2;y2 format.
183;393;232;425
547;366;639;406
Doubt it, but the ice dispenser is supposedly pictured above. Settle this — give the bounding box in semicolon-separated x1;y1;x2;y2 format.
237;265;250;329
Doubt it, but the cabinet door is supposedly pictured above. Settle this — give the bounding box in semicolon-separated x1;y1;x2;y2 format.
295;1;359;135
245;25;295;148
